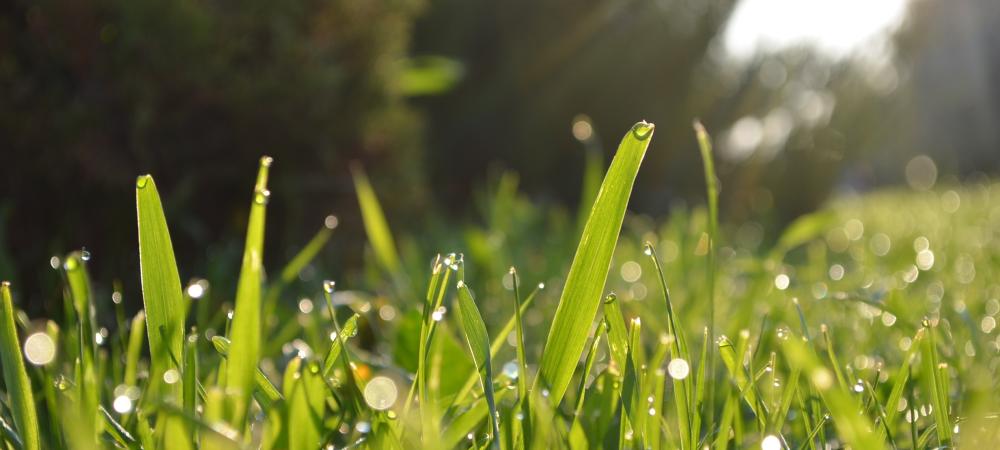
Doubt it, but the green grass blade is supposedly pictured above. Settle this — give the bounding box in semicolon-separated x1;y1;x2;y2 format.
285;358;325;450
209;336;283;410
262;217;337;322
884;329;923;427
781;334;884;450
321;313;360;377
135;175;187;397
455;281;500;450
351;164;401;274
452;284;540;409
62;253;101;443
693;120;718;435
536;121;654;406
223;156;272;428
124;311;145;390
0;283;40;450
920;320;952;446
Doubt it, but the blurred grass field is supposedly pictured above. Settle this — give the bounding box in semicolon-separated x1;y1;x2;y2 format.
0;123;998;449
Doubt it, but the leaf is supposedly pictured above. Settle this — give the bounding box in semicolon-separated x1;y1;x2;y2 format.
351;164;401;274
135;175;187;392
0;283;40;450
210;336;283;411
285;358;325;450
455;282;500;450
224;156;272;428
536;121;654;406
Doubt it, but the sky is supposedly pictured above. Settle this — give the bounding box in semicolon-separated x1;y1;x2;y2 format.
722;0;911;58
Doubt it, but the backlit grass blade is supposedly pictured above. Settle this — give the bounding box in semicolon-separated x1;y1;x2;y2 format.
321;313;360;377
284;358;325;450
693;120;718;435
351;164;401;274
781;334;884;450
224;156;272;428
62;253;101;443
210;336;283;411
920;319;952;446
884;329;923;426
262;216;338;320
124;311;145;390
0;283;40;450
455;281;500;450
536;121;654;407
452;284;540;407
135;175;187;395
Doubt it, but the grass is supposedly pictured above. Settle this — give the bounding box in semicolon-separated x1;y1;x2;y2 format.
0;121;999;449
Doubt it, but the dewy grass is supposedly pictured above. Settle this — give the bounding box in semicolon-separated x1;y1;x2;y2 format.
0;122;997;449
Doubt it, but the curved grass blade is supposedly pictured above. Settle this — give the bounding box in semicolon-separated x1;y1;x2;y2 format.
62;253;101;443
224;156;272;428
455;282;500;450
780;334;884;449
536;121;654;406
693;120;718;434
262;216;338;320
351;164;401;274
0;283;40;450
285;358;326;450
209;336;283;410
135;175;187;396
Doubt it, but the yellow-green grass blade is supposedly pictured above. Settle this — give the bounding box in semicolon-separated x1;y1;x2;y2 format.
920;320;952;446
693;120;718;434
321;313;360;377
124;311;145;390
285;358;326;450
536;121;654;407
0;283;40;450
224;156;272;428
135;175;187;396
351;164;402;274
62;253;101;443
210;336;283;411
455;282;500;450
452;284;540;408
781;334;884;450
262;216;338;321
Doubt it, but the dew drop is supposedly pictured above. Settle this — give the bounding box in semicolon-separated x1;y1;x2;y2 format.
323;280;336;294
253;188;271;205
80;248;91;261
135;176;149;189
260;155;274;167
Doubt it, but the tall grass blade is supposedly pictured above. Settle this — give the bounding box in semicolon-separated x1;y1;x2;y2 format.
693;120;718;435
0;283;40;450
135;175;187;397
455;281;500;449
536;121;654;406
351;164;402;274
224;156;272;428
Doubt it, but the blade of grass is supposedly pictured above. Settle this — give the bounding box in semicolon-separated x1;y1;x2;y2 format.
455;281;500;450
223;156;272;429
920;319;952;446
0;283;40;450
210;336;283;410
135;174;188;412
62;253;101;443
693;120;718;436
263;216;338;321
351;164;402;274
781;334;884;449
536;122;654;407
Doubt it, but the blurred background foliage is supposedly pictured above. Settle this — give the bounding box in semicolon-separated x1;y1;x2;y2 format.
1;0;999;311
